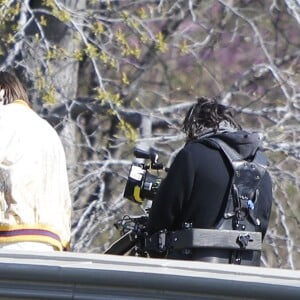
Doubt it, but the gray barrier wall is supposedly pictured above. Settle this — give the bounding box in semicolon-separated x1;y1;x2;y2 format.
0;250;299;299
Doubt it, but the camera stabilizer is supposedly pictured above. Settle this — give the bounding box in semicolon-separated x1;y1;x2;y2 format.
105;145;263;265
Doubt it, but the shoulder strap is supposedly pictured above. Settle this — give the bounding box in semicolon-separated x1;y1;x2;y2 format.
203;136;268;178
204;137;242;162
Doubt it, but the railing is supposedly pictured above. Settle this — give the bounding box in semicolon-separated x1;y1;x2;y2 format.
0;250;299;299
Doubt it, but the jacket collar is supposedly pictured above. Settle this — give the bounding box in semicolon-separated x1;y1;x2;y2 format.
12;99;30;108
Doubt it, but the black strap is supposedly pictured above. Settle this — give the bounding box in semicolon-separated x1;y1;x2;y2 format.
204;137;268;170
205;137;243;161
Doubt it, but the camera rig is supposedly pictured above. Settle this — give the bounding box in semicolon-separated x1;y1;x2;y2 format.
105;144;263;265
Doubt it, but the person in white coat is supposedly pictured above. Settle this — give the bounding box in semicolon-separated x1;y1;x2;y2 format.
0;71;71;251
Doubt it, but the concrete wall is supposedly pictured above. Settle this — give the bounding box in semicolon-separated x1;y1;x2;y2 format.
0;250;299;299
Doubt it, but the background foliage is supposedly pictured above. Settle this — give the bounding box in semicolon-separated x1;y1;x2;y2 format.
0;0;299;269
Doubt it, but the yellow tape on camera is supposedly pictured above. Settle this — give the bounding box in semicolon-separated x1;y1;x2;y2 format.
133;186;143;203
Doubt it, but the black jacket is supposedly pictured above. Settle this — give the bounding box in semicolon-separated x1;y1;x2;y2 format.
147;131;273;240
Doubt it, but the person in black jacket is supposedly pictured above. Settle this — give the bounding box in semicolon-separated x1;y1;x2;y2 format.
147;97;273;264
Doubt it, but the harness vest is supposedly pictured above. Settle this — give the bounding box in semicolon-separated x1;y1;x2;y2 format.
188;137;268;265
146;136;269;266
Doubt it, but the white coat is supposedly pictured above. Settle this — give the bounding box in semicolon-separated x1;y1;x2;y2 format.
0;100;71;250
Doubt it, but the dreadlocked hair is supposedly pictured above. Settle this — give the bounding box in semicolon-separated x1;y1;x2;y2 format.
182;97;241;141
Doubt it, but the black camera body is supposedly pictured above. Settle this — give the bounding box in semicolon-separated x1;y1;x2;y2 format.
105;147;167;256
123;148;165;203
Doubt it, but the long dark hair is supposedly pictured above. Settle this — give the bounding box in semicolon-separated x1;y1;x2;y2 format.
182;97;241;141
0;71;30;105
